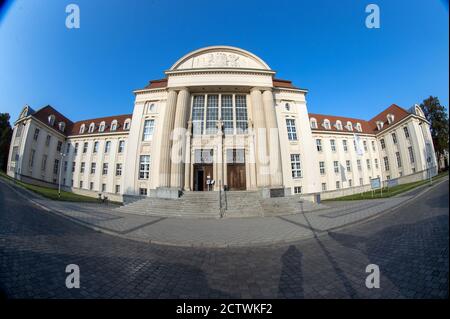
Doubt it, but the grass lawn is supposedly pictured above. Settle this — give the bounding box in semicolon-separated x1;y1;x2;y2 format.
325;171;448;201
0;171;102;203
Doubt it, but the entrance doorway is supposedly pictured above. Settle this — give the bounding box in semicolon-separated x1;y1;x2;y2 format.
194;164;214;191
226;149;246;191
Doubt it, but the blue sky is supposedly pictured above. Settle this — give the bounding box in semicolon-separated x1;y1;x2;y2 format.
0;0;448;123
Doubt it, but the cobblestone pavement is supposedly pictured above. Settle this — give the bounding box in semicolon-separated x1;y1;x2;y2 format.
0;179;448;298
0;178;442;247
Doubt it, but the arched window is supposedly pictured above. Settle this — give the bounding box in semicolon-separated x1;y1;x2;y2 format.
110;120;118;131
346;121;353;131
79;124;85;134
123;118;131;130
48;114;55;126
88;122;95;133
310;118;317;129
99;121;106;132
323;119;331;130
355;122;362;132
145;101;155;113
58;122;66;132
376;121;384;131
335;120;343;130
387;113;395;124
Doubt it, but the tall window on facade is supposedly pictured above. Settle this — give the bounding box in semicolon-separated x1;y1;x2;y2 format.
235;95;248;134
346;160;351;172
330;139;336;152
221;95;233;134
383;156;390;171
380;139;386;149
363;141;368;152
88;123;95;133
366;159;371;169
115;185;120;194
93;141;98;153
111;120;118;131
319;161;325;175
371;140;376;151
408;146;415;164
29;150;35;167
322;183;327;191
63;161;68;172
333;161;339;173
192;95;205;135
33;128;39;141
118;140;125;153
392;133;397;144
104;141;111;153
139;155;150;179
83;142;88;153
57;141;62;152
286;119;298;141
342;140;348;152
290;154;302;178
206;95;219;134
403;126;410;138
45;135;51;146
53;159;59;174
74;143;78;155
395;152;402;168
41;155;47;171
336;181;340;189
80;162;85;173
90;163;96;174
316;139;322;152
116;163;122;176
374;158;379;169
142;119;155;141
15;124;23;138
102;163;108;175
357;159;362;171
72;162;75;172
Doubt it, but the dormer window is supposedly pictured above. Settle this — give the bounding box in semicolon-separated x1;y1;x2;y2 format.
310;118;317;129
88;122;95;133
335;120;343;130
323;119;331;130
355;122;362;132
111;120;118;131
79;124;85;134
58;122;66;132
376;121;384;131
48;115;55;126
124;119;131;130
99;121;106;132
387;113;395;124
346;121;353;131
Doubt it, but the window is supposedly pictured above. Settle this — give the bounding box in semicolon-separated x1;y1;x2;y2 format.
102;184;106;192
139;188;148;196
321;183;327;191
319;161;325;175
115;185;120;194
110;120;118;131
355;123;362;132
116;163;122;176
139;155;150;179
124;119;131;130
386;175;390;180
363;141;368;152
146;102;155;113
346;160;351;172
192;95;205;135
285;103;291;111
387;114;395;124
58;122;66;132
102;163;108;175
403;126;410;138
63;161;68;172
79;124;85;134
83;142;88;153
371;141;376;151
336;181;340;189
330;139;336;152
88;123;95;133
374;158;379;169
346;122;353;131
48;114;55;126
357;159;362;171
93;141;99;153
348;179;352;187
235;95;248;134
221;95;234;134
41;155;47;171
104;141;111;153
359;178;363;186
142;119;155;141
118;140;125;153
53;159;59;174
72;162;75;172
66;144;70;154
45;135;51;146
74;143;79;155
15;124;24;138
323;119;331;129
408;146;415;164
392;133;397;144
90;182;94;190
333;161;339;173
90;163;96;174
366;159;371;169
80;162;85;173
290;154;302;178
310;118;317;129
343;140;348;152
205;95;219;134
383;156;390;171
376;121;384;131
316;139;322;152
380;139;386;149
286;119;298;141
294;186;302;194
57;141;62;152
29;150;35;167
396;152;402;168
33;128;40;141
79;181;83;188
335;121;342;130
99;122;105;132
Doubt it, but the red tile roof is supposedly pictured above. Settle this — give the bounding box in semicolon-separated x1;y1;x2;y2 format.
32;105;73;134
141;79;168;90
69;113;132;135
309;104;412;135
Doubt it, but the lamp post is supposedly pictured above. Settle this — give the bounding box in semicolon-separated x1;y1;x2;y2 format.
58;152;66;198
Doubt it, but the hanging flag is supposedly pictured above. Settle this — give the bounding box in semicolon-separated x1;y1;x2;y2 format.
353;134;364;156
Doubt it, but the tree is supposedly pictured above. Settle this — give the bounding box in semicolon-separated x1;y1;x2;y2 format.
0;113;13;172
420;96;449;168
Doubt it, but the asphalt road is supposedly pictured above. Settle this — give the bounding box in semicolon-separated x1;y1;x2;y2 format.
0;179;448;298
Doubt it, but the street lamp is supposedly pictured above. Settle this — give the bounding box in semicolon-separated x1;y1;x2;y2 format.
58;152;66;198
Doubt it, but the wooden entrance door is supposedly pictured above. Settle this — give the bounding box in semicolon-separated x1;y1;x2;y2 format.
194;164;214;191
227;164;246;190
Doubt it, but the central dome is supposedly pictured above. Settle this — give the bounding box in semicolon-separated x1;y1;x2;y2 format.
169;46;271;71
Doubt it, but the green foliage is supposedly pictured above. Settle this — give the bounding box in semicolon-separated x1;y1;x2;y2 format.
420;96;449;160
0;113;13;171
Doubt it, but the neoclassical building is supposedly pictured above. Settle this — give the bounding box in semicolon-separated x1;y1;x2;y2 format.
7;46;438;202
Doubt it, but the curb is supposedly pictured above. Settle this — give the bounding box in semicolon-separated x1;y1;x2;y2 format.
1;175;448;249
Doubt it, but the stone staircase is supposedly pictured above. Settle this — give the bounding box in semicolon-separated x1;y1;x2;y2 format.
115;190;327;219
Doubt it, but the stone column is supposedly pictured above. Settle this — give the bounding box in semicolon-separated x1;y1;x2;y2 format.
262;89;283;187
170;88;190;188
216;120;224;190
250;88;270;187
159;89;178;187
184;121;192;191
